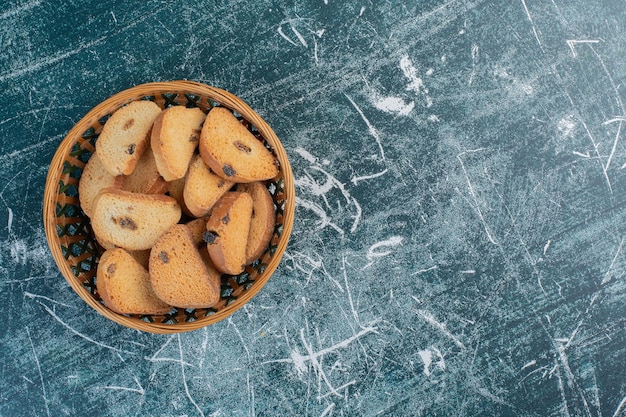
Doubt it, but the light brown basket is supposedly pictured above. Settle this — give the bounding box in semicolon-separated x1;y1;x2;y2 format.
43;81;295;334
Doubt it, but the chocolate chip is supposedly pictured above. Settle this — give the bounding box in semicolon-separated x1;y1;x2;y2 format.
159;251;169;263
234;141;251;153
203;231;218;244
127;143;136;155
107;263;116;275
118;217;137;230
222;164;236;177
123;119;135;130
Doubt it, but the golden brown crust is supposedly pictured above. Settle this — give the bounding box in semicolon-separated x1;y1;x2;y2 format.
151;106;206;181
78;153;125;218
122;146;168;195
186;217;210;245
183;154;234;218
199;107;278;182
96;100;162;176
97;248;171;315
149;224;220;309
205;192;253;275
166;177;193;217
238;182;276;264
91;188;181;250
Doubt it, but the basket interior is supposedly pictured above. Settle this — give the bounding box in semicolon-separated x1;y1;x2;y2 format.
54;91;288;327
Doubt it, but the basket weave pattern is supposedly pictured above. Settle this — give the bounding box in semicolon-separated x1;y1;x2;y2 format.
44;81;295;334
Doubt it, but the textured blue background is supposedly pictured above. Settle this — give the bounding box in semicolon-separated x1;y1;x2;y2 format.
1;0;625;416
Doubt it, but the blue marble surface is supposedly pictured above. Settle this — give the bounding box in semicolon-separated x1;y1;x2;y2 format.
1;0;625;416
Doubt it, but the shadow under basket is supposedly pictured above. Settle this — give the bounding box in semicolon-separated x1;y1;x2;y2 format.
43;81;295;334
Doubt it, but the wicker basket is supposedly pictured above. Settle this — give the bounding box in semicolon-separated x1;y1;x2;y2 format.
43;81;295;334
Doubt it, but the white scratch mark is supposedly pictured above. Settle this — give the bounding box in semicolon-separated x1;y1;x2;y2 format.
110;10;117;23
0;134;62;165
543;240;551;256
0;35;109;83
554;339;593;417
145;335;194;367
264;324;378;373
414;309;465;349
316;380;357;400
604;120;622;175
313;166;351;202
294;147;318;164
469;43;479;85
612;395;626;417
582;118;612;192
520;0;544;51
604;117;626;125
246;372;255;417
155;18;175;39
418;349;432;375
344;94;385;161
350;168;388;186
457;150;498;245
27;327;50;417
293;140;365;233
342;255;361;327
295;327;365;399
24;292;73;308
296;163;358;232
411;265;438;276
602;237;624;285
296;173;333;200
283;250;340;291
521;360;537;370
178;334;205;417
291;24;308;47
363;236;404;269
350;196;362;233
38;301;135;355
320;403;335;417
572;151;590;158
566;39;601;58
277;25;299;47
564;321;583;350
99;376;145;395
7;207;13;234
296;198;344;235
228;317;251;359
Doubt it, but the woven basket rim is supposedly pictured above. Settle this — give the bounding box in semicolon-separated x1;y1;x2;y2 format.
43;80;295;334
